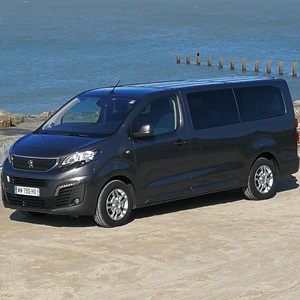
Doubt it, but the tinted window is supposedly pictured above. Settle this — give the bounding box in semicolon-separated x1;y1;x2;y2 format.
187;89;239;130
132;96;178;136
234;86;285;122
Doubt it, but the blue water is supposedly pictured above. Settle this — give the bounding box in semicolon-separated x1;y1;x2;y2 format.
1;0;300;114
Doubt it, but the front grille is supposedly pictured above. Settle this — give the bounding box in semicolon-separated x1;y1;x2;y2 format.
12;156;57;172
11;177;49;188
3;182;85;209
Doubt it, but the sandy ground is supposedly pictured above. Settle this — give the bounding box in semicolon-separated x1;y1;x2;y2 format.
0;166;299;300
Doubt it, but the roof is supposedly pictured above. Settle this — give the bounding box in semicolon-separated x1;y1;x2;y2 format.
82;76;284;98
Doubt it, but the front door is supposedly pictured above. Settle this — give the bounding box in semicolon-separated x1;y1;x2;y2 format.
131;94;192;205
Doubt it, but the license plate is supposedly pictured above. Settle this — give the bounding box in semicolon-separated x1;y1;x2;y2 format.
14;186;40;197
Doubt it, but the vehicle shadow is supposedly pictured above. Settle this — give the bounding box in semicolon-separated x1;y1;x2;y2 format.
132;189;244;221
9;190;243;228
10;211;97;228
276;174;299;192
133;174;298;221
9;174;298;228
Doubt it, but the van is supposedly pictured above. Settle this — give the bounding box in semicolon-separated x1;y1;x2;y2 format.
1;77;299;227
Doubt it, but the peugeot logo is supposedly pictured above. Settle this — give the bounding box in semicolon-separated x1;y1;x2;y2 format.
28;159;34;169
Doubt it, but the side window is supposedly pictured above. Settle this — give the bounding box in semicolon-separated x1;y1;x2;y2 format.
132;96;178;136
186;89;239;130
234;86;285;122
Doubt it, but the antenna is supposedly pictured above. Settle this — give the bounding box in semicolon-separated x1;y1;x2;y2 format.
109;80;121;95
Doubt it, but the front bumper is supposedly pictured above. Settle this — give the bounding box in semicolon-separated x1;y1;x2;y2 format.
1;163;99;216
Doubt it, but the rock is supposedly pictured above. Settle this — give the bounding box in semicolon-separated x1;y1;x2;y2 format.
0;110;11;117
0;110;53;128
294;100;300;120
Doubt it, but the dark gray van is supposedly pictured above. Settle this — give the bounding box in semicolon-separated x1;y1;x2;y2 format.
1;77;299;227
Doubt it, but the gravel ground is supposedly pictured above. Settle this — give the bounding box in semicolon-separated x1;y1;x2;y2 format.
0;168;299;300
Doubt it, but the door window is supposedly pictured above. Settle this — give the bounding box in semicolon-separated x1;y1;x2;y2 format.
133;96;178;136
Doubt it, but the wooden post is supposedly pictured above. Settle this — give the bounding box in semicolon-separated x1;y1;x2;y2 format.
176;55;180;64
196;54;201;65
242;58;246;71
230;58;235;70
278;61;283;75
254;60;260;72
207;57;212;66
267;60;272;73
218;57;223;69
186;56;190;64
292;60;297;76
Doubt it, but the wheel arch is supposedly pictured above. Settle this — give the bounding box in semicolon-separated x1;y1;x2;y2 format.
100;175;137;208
252;152;279;175
250;137;280;175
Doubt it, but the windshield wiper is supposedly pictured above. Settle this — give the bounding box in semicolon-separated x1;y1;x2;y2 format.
65;133;89;137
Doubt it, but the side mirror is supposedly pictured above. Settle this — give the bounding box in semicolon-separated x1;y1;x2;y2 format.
132;124;153;139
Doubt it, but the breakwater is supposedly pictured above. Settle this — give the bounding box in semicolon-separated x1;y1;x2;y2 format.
177;55;298;77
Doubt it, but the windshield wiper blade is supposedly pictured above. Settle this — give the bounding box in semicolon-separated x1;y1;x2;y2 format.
65;133;88;137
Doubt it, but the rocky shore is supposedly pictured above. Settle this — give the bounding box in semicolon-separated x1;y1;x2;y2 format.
293;100;300;119
0;110;53;128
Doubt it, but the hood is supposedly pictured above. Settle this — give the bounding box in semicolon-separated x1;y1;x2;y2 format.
11;133;107;157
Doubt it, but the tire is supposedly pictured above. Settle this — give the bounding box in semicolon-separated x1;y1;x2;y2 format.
243;157;277;200
94;180;133;228
19;211;45;218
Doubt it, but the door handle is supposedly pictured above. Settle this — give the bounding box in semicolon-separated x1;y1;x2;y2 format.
174;139;187;146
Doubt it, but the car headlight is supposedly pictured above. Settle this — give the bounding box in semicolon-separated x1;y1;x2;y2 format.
7;146;13;164
62;150;97;167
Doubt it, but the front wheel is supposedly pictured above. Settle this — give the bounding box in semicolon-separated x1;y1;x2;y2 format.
94;180;133;228
243;158;277;200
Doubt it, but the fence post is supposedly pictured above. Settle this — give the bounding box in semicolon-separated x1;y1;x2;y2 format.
292;60;297;76
254;60;260;72
176;55;180;64
230;58;235;70
186;56;190;64
266;59;271;74
196;54;201;65
242;58;246;71
207;57;212;66
278;61;283;75
219;57;223;69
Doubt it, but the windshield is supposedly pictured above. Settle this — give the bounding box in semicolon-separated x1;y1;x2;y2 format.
39;95;137;137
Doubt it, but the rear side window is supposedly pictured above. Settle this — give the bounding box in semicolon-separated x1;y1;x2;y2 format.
187;89;239;130
234;86;285;122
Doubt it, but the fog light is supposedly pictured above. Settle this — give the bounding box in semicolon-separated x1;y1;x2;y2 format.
73;198;80;205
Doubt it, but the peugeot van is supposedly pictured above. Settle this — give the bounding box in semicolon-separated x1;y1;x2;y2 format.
1;77;299;227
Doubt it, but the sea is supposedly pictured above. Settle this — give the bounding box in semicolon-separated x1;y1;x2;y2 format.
1;0;300;114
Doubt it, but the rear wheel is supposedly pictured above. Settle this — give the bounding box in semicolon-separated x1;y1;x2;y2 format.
94;180;133;228
243;157;277;200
